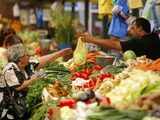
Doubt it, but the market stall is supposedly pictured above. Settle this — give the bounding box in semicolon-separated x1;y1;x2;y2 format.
0;0;160;120
23;38;160;120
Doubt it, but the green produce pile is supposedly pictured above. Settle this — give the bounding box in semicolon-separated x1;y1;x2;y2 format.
30;100;57;120
87;106;148;120
26;78;54;111
74;62;94;72
102;64;126;75
26;62;71;111
18;30;40;43
44;62;72;90
123;50;136;61
106;69;160;108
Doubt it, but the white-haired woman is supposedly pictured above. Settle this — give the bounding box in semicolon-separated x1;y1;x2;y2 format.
0;43;72;119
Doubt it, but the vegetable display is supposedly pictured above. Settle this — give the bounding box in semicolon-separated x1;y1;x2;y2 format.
26;62;71;110
25;48;160;120
87;106;147;120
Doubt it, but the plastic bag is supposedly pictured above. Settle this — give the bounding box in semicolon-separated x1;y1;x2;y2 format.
73;37;87;65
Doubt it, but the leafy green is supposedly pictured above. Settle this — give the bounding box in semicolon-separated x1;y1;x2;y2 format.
87;106;148;120
103;65;126;75
74;62;94;72
50;5;75;44
30;100;58;120
26;62;71;111
26;78;54;111
141;80;160;96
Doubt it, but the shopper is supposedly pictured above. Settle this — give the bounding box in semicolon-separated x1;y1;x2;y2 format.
0;43;72;119
142;0;160;31
82;17;160;59
108;0;129;40
0;27;16;47
0;27;16;72
3;34;23;48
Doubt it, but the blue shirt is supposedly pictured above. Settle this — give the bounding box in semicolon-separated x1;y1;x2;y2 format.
108;0;129;39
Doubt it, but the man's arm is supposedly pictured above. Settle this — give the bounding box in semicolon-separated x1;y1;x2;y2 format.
82;33;122;51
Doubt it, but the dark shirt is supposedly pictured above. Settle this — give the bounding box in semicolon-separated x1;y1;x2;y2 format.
120;33;160;59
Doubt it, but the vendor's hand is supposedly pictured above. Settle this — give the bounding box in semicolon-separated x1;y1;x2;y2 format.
80;32;95;43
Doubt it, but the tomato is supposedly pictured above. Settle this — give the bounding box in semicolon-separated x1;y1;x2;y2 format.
88;80;94;88
93;65;103;71
59;98;76;108
84;68;92;75
74;72;81;77
104;73;112;78
81;73;89;80
83;83;89;88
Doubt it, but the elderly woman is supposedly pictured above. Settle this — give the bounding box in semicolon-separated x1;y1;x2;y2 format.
0;43;72;119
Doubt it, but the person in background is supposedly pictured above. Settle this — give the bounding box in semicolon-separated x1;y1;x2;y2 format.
82;17;160;60
108;0;129;41
0;47;7;72
0;27;16;72
0;43;72;119
3;34;23;48
142;0;160;31
0;27;16;47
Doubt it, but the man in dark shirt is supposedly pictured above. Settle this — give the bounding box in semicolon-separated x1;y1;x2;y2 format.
83;17;160;59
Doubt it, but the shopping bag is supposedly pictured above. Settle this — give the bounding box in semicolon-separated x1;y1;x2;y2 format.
128;0;143;9
73;37;87;65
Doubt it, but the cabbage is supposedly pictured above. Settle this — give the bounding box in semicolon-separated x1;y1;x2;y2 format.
123;50;136;61
106;69;160;107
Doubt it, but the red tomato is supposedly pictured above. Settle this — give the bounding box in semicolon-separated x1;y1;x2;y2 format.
83;83;89;88
93;65;103;71
59;98;76;108
74;72;81;77
81;73;89;80
89;80;95;88
104;73;112;78
84;68;92;75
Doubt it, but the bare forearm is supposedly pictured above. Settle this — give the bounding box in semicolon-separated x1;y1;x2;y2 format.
16;78;36;91
91;38;122;51
119;11;129;20
38;51;62;68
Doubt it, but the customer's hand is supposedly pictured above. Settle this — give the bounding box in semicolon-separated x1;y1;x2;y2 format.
59;48;73;57
112;5;122;15
30;74;40;81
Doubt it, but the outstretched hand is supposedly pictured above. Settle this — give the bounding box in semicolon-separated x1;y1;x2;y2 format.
59;48;73;57
79;32;95;43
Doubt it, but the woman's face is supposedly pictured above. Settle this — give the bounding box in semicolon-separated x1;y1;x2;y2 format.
18;54;29;68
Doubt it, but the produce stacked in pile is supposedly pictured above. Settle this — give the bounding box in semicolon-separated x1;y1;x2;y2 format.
26;62;71;113
27;43;160;120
